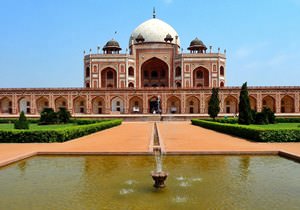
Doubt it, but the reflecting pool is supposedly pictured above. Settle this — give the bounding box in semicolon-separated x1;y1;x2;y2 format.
0;155;299;210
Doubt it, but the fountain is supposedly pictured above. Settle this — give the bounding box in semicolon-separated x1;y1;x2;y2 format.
151;122;168;188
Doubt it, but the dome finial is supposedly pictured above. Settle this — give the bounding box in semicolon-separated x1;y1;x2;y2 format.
153;7;156;18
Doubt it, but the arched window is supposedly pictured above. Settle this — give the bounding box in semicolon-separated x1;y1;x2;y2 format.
220;81;224;87
86;82;90;88
107;71;113;79
85;67;90;77
128;67;134;77
176;82;181;88
175;67;181;77
151;71;158;78
128;82;134;88
189;101;194;106
220;66;224;76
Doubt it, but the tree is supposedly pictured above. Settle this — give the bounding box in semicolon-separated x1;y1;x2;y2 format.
39;108;58;125
208;88;220;120
238;82;253;125
57;107;71;123
14;111;29;129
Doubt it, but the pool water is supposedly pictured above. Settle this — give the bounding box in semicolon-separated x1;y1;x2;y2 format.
0;155;299;210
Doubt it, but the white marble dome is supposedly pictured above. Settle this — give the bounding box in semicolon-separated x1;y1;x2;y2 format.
129;18;180;46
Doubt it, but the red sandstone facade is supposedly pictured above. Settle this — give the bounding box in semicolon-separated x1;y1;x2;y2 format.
0;16;299;116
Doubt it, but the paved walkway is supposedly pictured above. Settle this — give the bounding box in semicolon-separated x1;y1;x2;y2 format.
1;121;300;167
158;121;300;156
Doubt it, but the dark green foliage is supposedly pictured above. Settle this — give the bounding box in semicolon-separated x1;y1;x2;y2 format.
255;112;267;125
57;107;71;123
262;107;275;124
276;118;300;123
0;118;39;124
39;108;58;125
208;88;220;120
206;118;238;124
0;119;122;143
191;119;300;142
14;111;29;129
238;82;253;125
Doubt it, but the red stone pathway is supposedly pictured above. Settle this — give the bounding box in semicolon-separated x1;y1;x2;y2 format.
158;121;300;157
1;121;300;167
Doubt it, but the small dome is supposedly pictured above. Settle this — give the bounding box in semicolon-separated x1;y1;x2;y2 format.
188;37;207;51
189;37;205;47
103;39;121;51
164;33;173;42
135;33;145;42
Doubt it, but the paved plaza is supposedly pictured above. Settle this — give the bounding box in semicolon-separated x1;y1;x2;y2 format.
1;121;300;167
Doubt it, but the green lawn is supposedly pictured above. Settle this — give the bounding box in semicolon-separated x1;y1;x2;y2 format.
0;123;76;130
241;123;300;130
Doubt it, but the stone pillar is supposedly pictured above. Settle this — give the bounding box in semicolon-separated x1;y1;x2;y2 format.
86;93;91;114
219;93;224;113
181;93;185;114
68;94;73;114
105;94;110;114
12;94;18;114
295;93;299;113
200;93;205;113
124;93;129;114
31;94;36;114
143;93;148;114
257;92;262;112
276;93;281;113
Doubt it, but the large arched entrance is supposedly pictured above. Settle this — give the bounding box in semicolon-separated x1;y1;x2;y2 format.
101;67;117;88
92;96;105;114
0;97;12;114
55;96;67;112
36;96;49;113
193;66;209;87
141;57;169;87
224;96;238;114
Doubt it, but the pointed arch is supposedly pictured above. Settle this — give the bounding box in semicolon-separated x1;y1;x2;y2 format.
249;96;257;111
129;96;143;114
92;96;105;114
193;66;209;87
186;96;200;114
101;67;117;88
55;96;68;112
141;57;169;87
0;97;12;114
36;96;49;113
167;96;181;114
111;96;124;113
73;96;86;114
18;97;31;114
224;95;238;114
262;95;276;112
281;95;294;113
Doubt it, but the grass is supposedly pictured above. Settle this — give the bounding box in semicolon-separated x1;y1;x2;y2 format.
0;123;76;130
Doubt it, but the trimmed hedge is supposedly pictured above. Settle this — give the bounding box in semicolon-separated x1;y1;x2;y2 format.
0;118;39;124
191;119;300;142
0;119;122;143
276;118;300;123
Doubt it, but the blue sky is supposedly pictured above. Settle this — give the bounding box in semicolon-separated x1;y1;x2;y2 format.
0;0;299;87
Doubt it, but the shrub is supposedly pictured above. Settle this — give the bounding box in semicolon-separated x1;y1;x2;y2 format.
14;111;29;129
191;119;300;142
276;118;300;123
57;107;71;123
238;82;253;125
208;88;220;120
39;108;58;125
0;119;122;143
262;107;275;124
